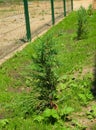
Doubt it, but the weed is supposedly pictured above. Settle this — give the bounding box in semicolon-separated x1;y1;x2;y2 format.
71;119;87;130
86;105;96;119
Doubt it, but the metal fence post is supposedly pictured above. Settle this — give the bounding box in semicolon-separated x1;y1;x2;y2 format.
71;0;73;11
63;0;66;16
50;0;55;25
23;0;31;41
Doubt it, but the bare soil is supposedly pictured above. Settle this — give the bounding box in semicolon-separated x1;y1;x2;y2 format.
0;0;93;64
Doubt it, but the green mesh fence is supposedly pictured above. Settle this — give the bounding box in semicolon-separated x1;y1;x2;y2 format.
28;0;52;38
54;0;64;21
28;0;73;38
0;0;26;59
66;0;73;13
0;0;73;60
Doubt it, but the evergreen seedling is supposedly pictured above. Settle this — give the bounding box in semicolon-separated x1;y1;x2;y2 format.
77;6;88;40
31;34;58;110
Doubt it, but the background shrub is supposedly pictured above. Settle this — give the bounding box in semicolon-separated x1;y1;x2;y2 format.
76;6;88;40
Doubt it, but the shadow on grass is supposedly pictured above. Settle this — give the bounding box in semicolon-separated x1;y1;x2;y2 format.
91;53;96;97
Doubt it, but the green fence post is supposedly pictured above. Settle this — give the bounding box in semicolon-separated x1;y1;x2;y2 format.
63;0;66;16
71;0;73;11
50;0;55;25
23;0;31;41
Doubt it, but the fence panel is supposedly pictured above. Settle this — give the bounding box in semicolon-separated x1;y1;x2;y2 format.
0;0;26;59
54;0;64;21
0;0;73;60
66;0;73;13
28;0;52;38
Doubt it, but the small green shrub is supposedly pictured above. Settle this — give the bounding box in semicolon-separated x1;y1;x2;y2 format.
76;6;88;40
14;34;59;117
87;4;93;16
31;34;58;110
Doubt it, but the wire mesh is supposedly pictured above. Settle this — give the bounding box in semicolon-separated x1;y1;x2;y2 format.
0;0;26;59
66;0;72;13
0;0;73;60
28;0;52;38
54;0;64;21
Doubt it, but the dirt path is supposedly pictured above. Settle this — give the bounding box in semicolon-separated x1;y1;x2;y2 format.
0;0;93;65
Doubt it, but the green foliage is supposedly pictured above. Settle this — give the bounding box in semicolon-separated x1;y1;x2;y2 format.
0;117;70;130
14;93;40;117
91;124;96;130
31;34;58;109
34;106;74;124
34;108;59;124
11;34;59;117
0;119;9;129
87;4;93;16
71;119;87;130
59;106;74;116
86;105;96;119
0;10;96;129
56;74;93;110
76;6;88;40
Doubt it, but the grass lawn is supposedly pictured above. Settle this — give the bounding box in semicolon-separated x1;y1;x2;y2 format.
0;9;96;129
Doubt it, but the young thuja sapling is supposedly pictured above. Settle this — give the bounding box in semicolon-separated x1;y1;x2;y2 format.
76;6;88;40
31;34;59;111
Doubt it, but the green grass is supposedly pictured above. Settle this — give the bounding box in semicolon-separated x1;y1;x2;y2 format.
0;10;96;129
91;125;96;130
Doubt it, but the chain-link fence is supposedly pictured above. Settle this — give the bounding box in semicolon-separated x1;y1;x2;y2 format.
0;0;73;59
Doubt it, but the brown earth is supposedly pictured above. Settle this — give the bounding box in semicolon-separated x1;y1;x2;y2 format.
93;0;96;9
